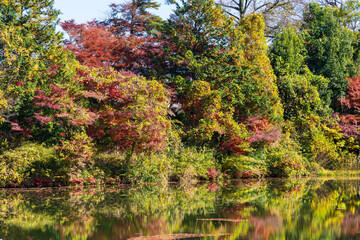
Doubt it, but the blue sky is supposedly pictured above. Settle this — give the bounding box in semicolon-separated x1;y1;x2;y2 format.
53;0;174;24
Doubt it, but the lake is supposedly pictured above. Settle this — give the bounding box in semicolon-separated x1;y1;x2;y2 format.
0;178;360;239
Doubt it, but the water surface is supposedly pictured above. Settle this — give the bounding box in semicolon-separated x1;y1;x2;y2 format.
1;178;360;240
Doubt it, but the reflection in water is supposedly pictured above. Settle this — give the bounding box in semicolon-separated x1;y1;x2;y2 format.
248;215;282;240
1;179;360;239
341;211;360;237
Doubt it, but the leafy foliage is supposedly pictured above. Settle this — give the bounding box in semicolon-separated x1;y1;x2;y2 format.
270;27;307;77
81;68;171;153
62;0;162;74
153;0;282;155
0;0;78;149
266;133;308;177
303;3;355;105
336;76;360;153
2;0;360;183
0;143;66;186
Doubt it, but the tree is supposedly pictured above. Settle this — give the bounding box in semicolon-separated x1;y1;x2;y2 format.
337;0;360;31
216;0;291;20
80;68;172;153
30;82;96;174
62;0;163;74
270;25;341;168
26;66;172;170
303;3;355;106
335;76;360;168
0;0;77;145
104;0;161;37
270;27;307;77
154;0;282;153
237;14;283;121
215;0;303;36
0;0;75;92
62;21;124;69
277;72;328;121
270;26;332;105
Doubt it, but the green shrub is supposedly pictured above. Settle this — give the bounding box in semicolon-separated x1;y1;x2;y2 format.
308;129;340;169
55;131;94;177
93;145;218;183
0;143;66;186
222;155;266;178
267;150;307;177
93;151;171;183
167;146;217;181
126;153;171;183
266;133;308;177
93;151;127;178
334;150;357;170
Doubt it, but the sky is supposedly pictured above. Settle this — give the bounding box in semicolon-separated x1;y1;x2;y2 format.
53;0;174;24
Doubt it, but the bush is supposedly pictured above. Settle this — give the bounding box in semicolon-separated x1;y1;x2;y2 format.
94;144;218;183
0;143;66;187
266;134;308;177
55;130;94;178
307;128;340;169
222;155;266;178
167;146;218;181
126;153;171;183
94;151;171;183
267;150;307;177
93;151;127;178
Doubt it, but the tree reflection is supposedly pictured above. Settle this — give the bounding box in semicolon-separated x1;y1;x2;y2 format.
1;179;360;239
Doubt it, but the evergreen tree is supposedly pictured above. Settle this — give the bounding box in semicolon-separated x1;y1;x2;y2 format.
303;3;355;106
270;27;307;77
104;0;161;37
271;27;332;107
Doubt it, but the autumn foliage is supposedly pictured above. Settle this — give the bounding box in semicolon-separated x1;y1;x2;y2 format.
2;0;360;186
61;0;161;74
80;68;171;152
337;76;360;148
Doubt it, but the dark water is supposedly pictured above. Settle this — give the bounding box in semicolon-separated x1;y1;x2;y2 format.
1;178;360;240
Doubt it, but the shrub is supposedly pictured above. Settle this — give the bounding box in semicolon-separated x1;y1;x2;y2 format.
54;130;94;178
307;128;340;169
0;143;66;187
126;153;171;183
93;151;128;178
222;155;266;178
167;146;218;181
94;127;218;183
266;133;308;177
93;151;171;183
82;68;172;153
267;150;306;177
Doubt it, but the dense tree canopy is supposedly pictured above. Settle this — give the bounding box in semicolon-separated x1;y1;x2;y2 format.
1;0;360;186
303;3;355;105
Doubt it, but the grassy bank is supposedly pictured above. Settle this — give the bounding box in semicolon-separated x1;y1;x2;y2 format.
1;142;359;188
315;170;360;177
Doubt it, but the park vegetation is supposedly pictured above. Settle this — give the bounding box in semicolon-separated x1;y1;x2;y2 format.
1;0;360;186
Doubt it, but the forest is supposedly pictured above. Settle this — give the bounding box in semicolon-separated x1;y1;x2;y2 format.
1;0;360;187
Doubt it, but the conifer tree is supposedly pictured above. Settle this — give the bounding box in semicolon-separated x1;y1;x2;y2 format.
303;3;355;106
270;27;307;77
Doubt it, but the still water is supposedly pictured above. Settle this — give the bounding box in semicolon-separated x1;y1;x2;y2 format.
1;178;360;240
